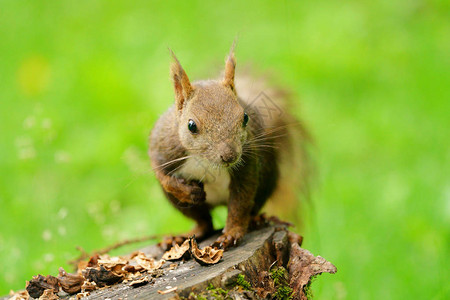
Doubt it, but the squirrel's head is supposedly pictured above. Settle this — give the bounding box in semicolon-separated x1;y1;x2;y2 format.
170;45;249;168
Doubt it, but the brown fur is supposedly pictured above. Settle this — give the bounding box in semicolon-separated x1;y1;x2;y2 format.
149;46;309;248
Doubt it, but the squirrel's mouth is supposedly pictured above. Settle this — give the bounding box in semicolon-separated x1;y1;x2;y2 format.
220;154;242;168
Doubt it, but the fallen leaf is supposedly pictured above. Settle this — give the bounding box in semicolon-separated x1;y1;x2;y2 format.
58;267;84;294
83;266;123;287
190;238;223;265
76;292;90;299
81;280;97;292
288;244;337;300
77;254;99;271
98;254;128;274
157;286;177;294
123;265;144;273
98;254;128;268
129;276;151;287
26;275;59;298
38;289;58;300
8;290;29;300
128;250;141;259
133;251;165;271
162;239;190;261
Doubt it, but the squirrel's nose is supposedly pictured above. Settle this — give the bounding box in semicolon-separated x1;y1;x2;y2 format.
221;153;236;164
218;142;239;165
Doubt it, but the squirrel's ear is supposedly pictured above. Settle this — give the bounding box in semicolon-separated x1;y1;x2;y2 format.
223;41;236;93
169;49;193;113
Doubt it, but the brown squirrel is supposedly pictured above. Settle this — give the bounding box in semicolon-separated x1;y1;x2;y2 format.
149;44;310;249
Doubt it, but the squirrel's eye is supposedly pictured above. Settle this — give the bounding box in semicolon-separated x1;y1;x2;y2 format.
188;119;198;134
243;113;249;127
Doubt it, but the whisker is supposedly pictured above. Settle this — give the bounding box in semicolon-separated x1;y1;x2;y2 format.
241;149;262;160
250;122;296;138
153;155;193;170
246;133;288;143
244;144;279;149
166;163;185;176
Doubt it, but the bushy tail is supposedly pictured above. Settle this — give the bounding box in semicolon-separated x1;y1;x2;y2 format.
236;71;314;225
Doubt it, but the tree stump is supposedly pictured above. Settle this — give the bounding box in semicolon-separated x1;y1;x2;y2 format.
5;225;336;300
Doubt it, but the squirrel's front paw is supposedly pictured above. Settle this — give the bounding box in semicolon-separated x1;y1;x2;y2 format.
213;228;245;249
175;179;206;204
188;180;206;203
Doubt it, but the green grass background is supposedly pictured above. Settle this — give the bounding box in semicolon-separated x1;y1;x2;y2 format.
0;0;448;298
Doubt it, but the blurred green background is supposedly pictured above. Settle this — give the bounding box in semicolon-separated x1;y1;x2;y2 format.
0;0;448;298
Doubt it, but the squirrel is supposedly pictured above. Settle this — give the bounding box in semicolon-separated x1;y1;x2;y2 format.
149;44;310;249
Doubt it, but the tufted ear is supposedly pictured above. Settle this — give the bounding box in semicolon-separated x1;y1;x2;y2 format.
169;49;193;114
223;41;236;93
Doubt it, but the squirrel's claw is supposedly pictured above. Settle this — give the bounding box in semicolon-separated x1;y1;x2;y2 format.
212;229;244;250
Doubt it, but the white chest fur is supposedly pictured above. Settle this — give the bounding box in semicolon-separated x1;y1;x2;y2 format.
175;157;230;206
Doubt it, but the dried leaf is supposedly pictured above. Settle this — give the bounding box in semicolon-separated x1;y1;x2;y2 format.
123;264;144;273
38;289;59;300
129;276;151;287
162;239;190;261
58;267;84;294
76;292;90;299
288;244;337;300
77;254;99;271
8;290;29;300
98;254;128;269
157;286;177;294
190;238;223;265
87;254;99;267
81;280;97;292
98;254;128;274
133;251;165;271
83;266;123;287
128;250;141;259
26;275;59;298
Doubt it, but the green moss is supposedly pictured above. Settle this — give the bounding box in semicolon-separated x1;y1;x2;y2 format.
183;283;230;300
235;274;252;291
271;266;288;285
274;285;294;300
270;267;294;300
206;283;229;298
303;277;316;300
